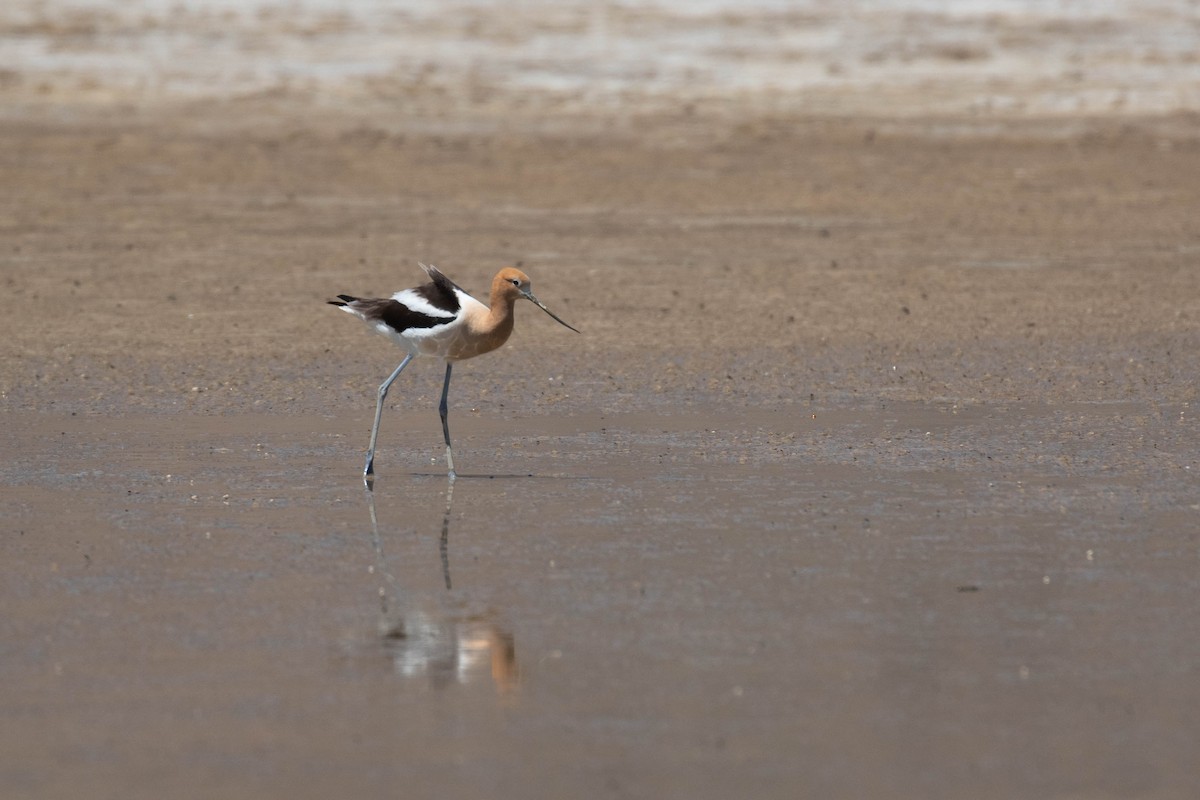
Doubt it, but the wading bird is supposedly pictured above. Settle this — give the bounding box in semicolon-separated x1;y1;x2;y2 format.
329;263;579;480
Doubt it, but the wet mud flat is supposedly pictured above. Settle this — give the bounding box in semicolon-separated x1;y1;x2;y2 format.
2;93;1200;797
2;395;1198;798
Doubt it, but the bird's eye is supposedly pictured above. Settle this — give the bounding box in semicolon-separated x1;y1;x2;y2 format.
509;278;521;287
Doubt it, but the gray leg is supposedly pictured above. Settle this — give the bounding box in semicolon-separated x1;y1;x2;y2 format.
439;362;456;478
364;353;414;480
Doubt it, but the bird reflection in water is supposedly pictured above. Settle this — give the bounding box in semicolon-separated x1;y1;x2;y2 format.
365;480;519;695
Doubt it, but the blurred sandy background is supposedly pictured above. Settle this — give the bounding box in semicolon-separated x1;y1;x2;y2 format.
3;0;1199;414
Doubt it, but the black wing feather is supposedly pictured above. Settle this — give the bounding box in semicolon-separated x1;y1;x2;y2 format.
328;263;463;332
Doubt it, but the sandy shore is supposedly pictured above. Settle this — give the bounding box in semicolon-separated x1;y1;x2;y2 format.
4;98;1199;417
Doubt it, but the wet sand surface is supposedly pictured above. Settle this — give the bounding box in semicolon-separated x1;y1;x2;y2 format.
4;8;1200;795
4;398;1199;798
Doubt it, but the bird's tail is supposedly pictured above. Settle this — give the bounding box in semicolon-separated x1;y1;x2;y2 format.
328;294;359;309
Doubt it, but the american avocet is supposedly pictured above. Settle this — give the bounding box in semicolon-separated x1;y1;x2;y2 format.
330;263;579;480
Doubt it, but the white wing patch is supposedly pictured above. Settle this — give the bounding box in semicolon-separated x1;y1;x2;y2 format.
392;288;458;319
454;287;489;315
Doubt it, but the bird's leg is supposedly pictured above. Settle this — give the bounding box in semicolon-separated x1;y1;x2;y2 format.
364;353;414;481
439;362;456;479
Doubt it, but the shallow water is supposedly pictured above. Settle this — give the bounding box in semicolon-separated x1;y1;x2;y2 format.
3;402;1197;797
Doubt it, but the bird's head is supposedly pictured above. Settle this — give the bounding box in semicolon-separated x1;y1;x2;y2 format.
496;267;580;333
